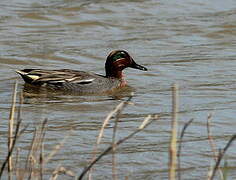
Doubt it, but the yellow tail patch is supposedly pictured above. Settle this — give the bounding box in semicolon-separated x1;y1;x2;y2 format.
27;75;40;80
16;70;40;80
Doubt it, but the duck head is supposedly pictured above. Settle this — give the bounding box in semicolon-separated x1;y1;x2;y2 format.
105;50;147;79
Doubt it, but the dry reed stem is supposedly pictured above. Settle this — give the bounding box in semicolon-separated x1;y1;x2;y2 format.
89;100;124;177
14;92;23;180
169;83;179;180
15;93;25;180
35;119;47;179
207;114;218;160
112;113;119;180
208;134;236;180
50;165;61;180
23;127;37;180
206;114;223;180
177;118;194;180
25;119;47;179
0;103;23;178
89;95;133;179
44;129;73;164
207;162;214;180
79;115;157;180
111;150;117;180
8;81;17;177
23;120;71;179
25;127;37;171
50;166;75;180
97;101;125;145
111;95;133;180
0;82;26;179
39;138;44;180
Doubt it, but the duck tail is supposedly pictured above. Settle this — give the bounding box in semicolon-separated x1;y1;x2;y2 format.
16;70;28;75
16;69;37;83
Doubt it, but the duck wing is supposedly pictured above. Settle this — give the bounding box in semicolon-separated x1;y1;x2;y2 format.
16;69;96;85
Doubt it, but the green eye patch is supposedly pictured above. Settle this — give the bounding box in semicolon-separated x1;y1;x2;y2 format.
112;52;126;61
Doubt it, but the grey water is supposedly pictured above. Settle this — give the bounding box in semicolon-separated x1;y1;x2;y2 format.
1;0;236;179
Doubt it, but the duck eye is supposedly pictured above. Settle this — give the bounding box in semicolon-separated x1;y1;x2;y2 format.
112;52;126;61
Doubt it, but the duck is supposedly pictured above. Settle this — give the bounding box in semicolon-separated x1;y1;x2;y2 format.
16;50;147;94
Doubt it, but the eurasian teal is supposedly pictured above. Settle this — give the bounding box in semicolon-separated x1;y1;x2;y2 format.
16;50;147;94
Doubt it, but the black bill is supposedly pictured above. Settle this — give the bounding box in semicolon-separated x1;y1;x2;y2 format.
130;61;148;71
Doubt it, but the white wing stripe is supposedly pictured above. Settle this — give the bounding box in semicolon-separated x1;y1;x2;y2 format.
66;78;95;83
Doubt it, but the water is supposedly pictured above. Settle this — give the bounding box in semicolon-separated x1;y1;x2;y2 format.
1;0;236;179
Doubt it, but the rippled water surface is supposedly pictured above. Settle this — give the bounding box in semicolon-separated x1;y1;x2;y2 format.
1;0;236;179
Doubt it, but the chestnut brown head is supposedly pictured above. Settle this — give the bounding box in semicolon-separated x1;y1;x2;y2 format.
105;50;147;78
